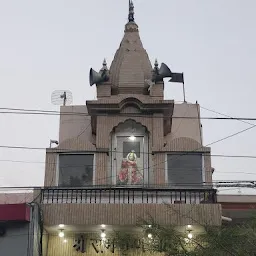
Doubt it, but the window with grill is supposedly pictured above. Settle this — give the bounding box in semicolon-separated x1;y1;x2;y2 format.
167;153;203;186
58;154;94;187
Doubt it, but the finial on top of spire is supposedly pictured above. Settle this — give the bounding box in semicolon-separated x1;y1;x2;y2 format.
152;58;160;82
153;59;159;74
154;59;159;68
128;0;135;22
103;58;107;68
100;58;108;71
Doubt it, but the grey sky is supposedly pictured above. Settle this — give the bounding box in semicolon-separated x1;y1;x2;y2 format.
0;0;256;193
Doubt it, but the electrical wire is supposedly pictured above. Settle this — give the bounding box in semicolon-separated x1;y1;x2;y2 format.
2;106;256;121
1;157;256;177
200;105;256;126
4;124;93;205
1;152;256;186
2;105;256;195
2;152;256;160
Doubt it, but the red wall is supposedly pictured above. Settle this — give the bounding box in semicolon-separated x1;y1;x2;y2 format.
221;202;256;210
0;204;30;222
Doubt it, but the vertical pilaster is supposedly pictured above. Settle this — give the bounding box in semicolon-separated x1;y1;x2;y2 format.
44;153;57;187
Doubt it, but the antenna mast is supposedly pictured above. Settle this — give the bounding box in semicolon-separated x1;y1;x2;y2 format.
60;91;67;106
51;90;73;106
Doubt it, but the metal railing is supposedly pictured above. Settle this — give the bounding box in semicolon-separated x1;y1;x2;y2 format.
41;187;217;204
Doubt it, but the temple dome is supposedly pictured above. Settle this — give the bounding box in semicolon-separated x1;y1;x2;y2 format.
109;7;152;94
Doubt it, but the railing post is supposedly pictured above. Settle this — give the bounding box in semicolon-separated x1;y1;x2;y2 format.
89;190;92;204
56;190;59;203
70;189;73;203
51;189;54;204
213;190;217;203
61;189;64;203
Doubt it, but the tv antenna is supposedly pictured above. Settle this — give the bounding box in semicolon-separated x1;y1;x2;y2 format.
51;90;73;106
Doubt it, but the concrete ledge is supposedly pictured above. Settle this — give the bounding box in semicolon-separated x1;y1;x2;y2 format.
42;203;222;226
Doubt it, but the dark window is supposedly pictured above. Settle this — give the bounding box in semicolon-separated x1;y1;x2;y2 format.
167;154;203;186
58;154;94;187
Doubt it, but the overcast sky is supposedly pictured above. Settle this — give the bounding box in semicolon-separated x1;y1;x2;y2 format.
0;0;256;194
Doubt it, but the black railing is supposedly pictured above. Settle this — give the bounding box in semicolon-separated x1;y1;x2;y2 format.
41;187;217;204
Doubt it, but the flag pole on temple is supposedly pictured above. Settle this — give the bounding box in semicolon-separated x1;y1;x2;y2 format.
169;72;186;103
182;73;186;103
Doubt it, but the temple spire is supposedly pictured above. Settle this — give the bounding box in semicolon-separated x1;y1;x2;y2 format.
128;0;135;22
108;0;152;92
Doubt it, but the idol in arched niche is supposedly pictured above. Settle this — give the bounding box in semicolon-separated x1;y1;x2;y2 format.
117;150;143;185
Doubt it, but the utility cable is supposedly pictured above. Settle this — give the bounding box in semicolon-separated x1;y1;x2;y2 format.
200;105;256;126
2;152;256;159
2;106;256;121
2;106;256;190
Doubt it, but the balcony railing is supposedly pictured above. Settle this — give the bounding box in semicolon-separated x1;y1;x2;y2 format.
41;187;217;204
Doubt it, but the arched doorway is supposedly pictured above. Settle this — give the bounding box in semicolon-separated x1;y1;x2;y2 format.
111;120;149;186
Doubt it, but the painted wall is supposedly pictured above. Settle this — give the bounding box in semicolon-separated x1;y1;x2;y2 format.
59;105;93;144
0;223;30;256
0;203;42;256
168;103;202;143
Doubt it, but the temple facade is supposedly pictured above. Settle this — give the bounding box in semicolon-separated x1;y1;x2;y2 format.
39;1;221;255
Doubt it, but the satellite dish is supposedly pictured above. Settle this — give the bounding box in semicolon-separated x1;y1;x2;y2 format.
51;90;73;106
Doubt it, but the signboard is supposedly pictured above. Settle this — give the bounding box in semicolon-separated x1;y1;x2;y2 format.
73;235;146;254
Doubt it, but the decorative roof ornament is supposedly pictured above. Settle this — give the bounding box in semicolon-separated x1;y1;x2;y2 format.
152;59;160;82
100;58;108;72
128;0;135;22
89;58;109;86
154;59;159;72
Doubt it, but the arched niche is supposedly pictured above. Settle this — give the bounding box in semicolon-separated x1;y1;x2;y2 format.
120;105;141;114
110;119;149;186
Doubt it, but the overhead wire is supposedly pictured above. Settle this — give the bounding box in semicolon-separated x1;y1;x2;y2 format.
6;121;92;205
2;156;256;179
128;113;256;187
3;106;256;186
1;104;256;191
200;105;256;126
2;104;256;189
1;121;256;186
31;119;92;204
2;106;256;121
2;151;256;159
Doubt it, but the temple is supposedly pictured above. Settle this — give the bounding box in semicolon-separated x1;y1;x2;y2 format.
40;1;221;255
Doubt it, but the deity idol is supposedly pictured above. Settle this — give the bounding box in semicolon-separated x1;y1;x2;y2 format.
117;150;143;185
